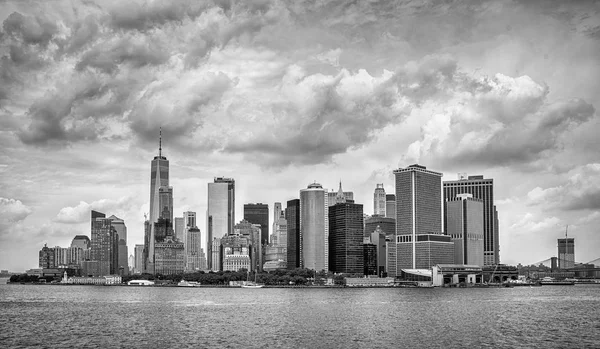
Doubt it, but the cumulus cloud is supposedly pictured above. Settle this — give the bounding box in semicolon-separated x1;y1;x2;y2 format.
527;163;600;211
54;196;134;224
0;197;33;231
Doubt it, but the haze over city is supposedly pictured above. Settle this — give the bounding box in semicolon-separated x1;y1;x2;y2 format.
1;0;600;272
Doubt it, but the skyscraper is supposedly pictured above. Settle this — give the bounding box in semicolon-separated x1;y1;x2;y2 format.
183;211;197;228
445;194;484;266
300;183;329;271
389;164;452;271
147;130;169;274
443;175;499;265
107;215;128;276
185;226;204;272
327;182;353;206
174;217;184;241
134;244;144;274
364;216;395;237
558;237;575;269
329;202;364;274
286;199;300;270
374;184;386;216
91;214;119;276
71;235;90;249
207;177;235;270
385;194;396;219
244;203;269;245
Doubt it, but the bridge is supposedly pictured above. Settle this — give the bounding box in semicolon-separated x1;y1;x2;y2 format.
527;257;600;268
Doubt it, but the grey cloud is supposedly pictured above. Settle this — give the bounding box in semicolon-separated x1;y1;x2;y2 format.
2;12;58;46
65;15;100;54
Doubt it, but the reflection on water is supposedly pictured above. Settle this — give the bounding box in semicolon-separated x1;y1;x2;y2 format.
1;283;599;348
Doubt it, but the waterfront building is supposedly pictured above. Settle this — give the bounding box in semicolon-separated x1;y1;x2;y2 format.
234;220;263;272
221;234;251;272
91;215;119;276
329;202;364;274
263;245;287;268
147;130;169;274
558;238;575;269
174;217;184;241
207;177;235;270
271;210;287;248
128;254;134;273
285;199;301;270
106;215;128;276
363;242;377;276
39;244;55;268
374;184;386;216
369;226;388;276
70;235;90;249
134;244;144;274
185;226;205;272
154;236;185;275
300;183;329;271
244;203;269;245
386;234;454;276
445;194;484;266
364;216;395;238
443;174;499;265
385;194;396;219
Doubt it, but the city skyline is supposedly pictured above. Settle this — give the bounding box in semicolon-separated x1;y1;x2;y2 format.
1;1;600;271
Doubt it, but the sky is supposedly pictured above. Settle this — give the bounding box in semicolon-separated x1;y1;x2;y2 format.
1;0;599;271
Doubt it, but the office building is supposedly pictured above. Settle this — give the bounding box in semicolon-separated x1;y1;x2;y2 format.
363;241;377;276
386;234;454;276
327;182;353;206
91;215;119;276
146;131;169;274
174;217;184;241
374;184;386;216
221;234;251;272
39;244;56;268
106;215;128;276
154;237;185;275
91;210;105;230
364;216;395;237
234;220;263;272
445;194;484;266
71;235;90;250
558;238;575;269
183;211;197;228
329;202;364;274
271;211;287;248
286;199;301;270
207;177;235;270
300;183;329;271
385;194;396;219
185;226;205;272
370;226;388;276
134;244;144;274
443;174;499;265
244;203;269;245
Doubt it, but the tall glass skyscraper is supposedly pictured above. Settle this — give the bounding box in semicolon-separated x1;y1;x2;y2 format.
286;199;300;270
300;183;329;271
244;203;269;245
206;177;235;270
146;131;169;274
443;175;499;265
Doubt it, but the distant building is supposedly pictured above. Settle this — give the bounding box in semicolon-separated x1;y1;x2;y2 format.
329;202;364;274
147;131;169;274
39;244;55;269
207;177;235;270
244;203;269;245
174;217;184;242
154;236;185;275
91;215;119;276
184;211;197;228
327;182;353;206
300;183;329;271
385;194;396;219
185;226;205;272
71;235;90;249
369;226;388;276
445;194;484;267
364;216;395;238
374;184;386;216
106;215;128;276
134;244;144;274
286;199;301;270
234;220;263;272
558;238;575;269
387;234;454;276
363;242;377;276
443;175;499;265
221;234;251;272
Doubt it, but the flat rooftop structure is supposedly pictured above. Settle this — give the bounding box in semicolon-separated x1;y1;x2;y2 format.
435;264;482;273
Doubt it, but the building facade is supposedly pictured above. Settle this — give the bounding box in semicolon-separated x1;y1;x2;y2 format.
300;183;329;271
386;234;454;276
234;220;263;272
385;194;396;219
445;194;484;266
207;177;235;270
154;237;185;275
147;132;169;274
364;216;396;238
329;202;364;274
374;184;386;216
443;175;499;265
558;238;575;269
286;199;301;270
221;235;251;272
91;216;119;276
106;215;128;276
134;244;144;274
185;226;205;272
244;203;269;245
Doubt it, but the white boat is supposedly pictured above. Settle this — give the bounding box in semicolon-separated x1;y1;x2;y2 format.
241;271;264;288
128;279;155;286
178;279;201;287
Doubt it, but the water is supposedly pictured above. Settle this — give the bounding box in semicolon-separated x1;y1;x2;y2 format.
1;279;599;348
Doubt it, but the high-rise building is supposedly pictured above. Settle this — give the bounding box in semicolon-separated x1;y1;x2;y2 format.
234;220;263;272
327;182;353;206
134;244;144;274
158;186;174;223
147;130;169;274
39;244;55;268
329;202;364;274
286;199;300;270
300;183;329;271
91;214;119;276
389;164;449;270
154;237;185;275
445;194;484;266
363;242;377;276
244;203;269;245
364;216;395;238
558;237;575;269
221;234;251;272
207;177;235;270
385;194;396;219
374;184;386;216
369;226;388;276
91;210;105;230
443;175;499;265
185;226;205;272
174;217;184;241
183;211;197;228
71;235;90;249
107;215;128;276
128;254;134;274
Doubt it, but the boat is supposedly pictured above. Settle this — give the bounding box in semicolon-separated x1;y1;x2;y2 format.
241;271;264;288
127;279;155;286
177;279;201;287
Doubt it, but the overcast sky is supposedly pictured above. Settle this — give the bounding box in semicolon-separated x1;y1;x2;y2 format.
1;0;599;271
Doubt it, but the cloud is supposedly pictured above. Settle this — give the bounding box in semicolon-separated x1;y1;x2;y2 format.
2;12;58;46
0;197;33;231
54;196;134;224
527;163;600;211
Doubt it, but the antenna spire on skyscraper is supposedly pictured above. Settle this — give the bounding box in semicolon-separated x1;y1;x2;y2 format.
159;127;162;157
